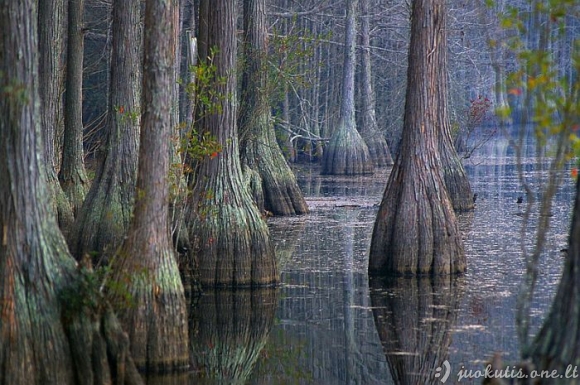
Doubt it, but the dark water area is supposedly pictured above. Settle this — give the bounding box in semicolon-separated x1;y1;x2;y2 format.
157;134;575;385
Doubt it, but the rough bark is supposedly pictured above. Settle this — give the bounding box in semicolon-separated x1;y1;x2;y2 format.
109;0;189;372
186;0;278;288
239;0;309;216
68;0;141;264
0;3;143;383
370;276;461;385
527;175;580;382
59;0;89;216
321;0;373;176
436;9;473;212
368;0;465;276
358;0;393;168
38;0;75;233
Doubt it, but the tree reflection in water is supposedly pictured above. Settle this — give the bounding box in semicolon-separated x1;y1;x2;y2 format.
189;288;278;383
370;276;464;385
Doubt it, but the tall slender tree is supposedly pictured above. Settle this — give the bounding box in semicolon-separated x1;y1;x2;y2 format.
38;0;75;232
186;0;278;288
108;0;189;371
59;0;89;215
239;0;309;216
68;0;141;263
358;0;393;168
321;0;373;175
0;1;143;382
368;0;465;276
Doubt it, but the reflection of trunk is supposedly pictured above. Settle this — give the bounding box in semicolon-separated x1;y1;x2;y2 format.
59;0;89;216
190;289;278;383
268;216;306;271
68;0;141;263
239;0;308;216
359;0;393;167
321;0;373;175
370;276;462;385
369;0;465;276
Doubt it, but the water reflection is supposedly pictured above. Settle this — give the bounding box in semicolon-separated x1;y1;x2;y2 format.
369;276;463;385
189;288;278;384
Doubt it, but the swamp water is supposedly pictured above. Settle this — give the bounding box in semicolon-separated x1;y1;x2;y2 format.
175;136;575;385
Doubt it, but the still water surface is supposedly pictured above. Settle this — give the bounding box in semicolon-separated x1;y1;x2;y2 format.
183;137;575;385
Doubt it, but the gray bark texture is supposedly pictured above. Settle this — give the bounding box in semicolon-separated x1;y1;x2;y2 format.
0;2;143;383
321;0;374;175
359;0;393;168
38;0;75;233
109;0;189;372
68;0;141;264
186;0;278;288
239;0;309;216
59;0;89;216
368;0;465;276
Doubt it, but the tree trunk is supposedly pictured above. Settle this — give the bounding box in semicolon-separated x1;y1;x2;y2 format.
186;0;278;288
358;0;393;168
321;0;374;175
68;0;141;264
436;9;473;213
528;176;580;381
59;0;89;216
0;2;143;383
109;0;189;372
38;0;75;233
239;0;308;216
368;0;465;276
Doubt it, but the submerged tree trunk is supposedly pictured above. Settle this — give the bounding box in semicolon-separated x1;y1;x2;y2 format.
368;0;465;276
239;0;308;216
358;0;393;168
68;0;141;264
321;0;373;175
38;0;75;233
0;2;143;383
108;0;189;372
186;0;278;288
59;0;89;216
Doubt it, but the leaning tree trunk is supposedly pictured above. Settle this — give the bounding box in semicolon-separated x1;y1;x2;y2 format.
59;0;89;216
186;0;278;288
0;2;143;383
436;11;473;213
239;0;309;216
38;0;75;233
108;0;189;372
358;0;393;168
528;175;580;381
68;0;141;264
368;0;465;276
321;0;373;175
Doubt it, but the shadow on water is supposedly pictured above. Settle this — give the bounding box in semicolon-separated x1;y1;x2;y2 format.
369;276;463;385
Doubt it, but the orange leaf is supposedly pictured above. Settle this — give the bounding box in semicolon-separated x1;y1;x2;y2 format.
572;168;578;178
508;88;522;96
